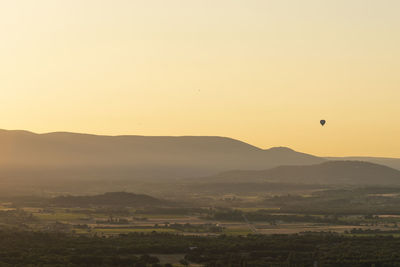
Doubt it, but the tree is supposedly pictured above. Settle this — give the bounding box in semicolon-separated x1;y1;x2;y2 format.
180;259;189;266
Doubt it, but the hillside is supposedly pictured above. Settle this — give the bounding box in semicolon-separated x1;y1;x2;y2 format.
209;161;400;185
0;129;324;180
328;157;400;171
50;192;166;207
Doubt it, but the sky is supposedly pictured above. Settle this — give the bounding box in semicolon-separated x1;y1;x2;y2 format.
0;0;399;157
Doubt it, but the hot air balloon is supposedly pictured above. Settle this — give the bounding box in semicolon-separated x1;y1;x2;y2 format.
320;120;326;126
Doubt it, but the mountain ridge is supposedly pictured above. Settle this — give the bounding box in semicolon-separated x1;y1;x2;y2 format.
0;129;324;181
0;129;399;185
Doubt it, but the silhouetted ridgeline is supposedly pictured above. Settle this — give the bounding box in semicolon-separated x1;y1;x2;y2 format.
0;129;399;186
208;161;400;185
0;129;324;180
327;156;400;171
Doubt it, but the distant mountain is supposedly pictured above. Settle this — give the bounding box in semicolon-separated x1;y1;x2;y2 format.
208;161;400;185
327;157;400;171
0;129;324;181
50;192;165;207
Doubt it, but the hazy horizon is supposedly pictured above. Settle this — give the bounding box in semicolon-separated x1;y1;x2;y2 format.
1;0;399;157
1;128;399;159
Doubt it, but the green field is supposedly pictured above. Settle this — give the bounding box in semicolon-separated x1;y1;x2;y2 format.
35;213;91;221
137;214;190;219
93;228;179;234
223;228;252;236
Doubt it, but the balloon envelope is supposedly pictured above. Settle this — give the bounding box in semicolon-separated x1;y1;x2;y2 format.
320;120;326;126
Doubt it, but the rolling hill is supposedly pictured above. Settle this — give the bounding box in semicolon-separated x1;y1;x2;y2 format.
50;192;166;207
1;129;399;187
0;129;324;181
327;157;400;171
208;161;400;185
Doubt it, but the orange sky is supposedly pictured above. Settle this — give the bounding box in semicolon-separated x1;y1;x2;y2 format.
0;0;399;157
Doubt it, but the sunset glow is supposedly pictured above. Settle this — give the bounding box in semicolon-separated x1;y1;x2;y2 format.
1;0;399;157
